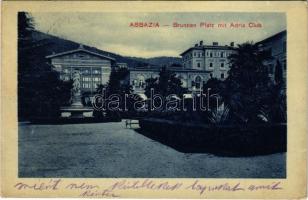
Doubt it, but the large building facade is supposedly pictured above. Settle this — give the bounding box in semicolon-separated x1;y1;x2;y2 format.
47;31;286;97
47;45;116;96
130;41;236;94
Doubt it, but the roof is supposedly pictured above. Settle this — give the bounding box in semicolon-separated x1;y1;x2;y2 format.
31;30;146;68
46;45;116;61
130;66;211;73
180;45;235;56
257;30;286;44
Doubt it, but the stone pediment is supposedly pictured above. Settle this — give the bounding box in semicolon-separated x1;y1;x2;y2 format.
46;48;115;61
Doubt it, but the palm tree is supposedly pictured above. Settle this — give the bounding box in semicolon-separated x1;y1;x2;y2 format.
222;42;272;123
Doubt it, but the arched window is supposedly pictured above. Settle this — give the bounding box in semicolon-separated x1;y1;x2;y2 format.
195;76;202;89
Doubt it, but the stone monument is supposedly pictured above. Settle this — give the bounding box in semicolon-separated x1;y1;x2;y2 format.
60;70;93;118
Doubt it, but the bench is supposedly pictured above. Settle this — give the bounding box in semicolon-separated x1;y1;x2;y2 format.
125;119;139;128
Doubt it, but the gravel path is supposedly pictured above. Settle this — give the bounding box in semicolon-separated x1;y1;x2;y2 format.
18;120;286;178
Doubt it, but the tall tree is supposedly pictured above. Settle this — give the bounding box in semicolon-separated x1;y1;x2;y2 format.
274;59;283;87
18;12;73;120
18;12;35;119
94;67;132;118
223;42;273;123
145;66;186;98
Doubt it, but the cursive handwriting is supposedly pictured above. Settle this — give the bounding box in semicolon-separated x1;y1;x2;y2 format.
186;180;244;195
66;182;99;190
248;182;282;191
14;179;61;191
13;179;283;197
108;179;182;191
80;189;119;198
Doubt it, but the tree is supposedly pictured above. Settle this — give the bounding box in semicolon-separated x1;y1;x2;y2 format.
274;60;283;87
144;66;186;98
18;12;73;120
94;67;132;119
222;42;273;123
18;12;35;119
203;78;225;96
144;77;158;98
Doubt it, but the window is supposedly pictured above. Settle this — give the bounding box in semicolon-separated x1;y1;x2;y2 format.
209;63;213;68
206;52;209;56
83;83;90;88
195;76;202;89
197;63;201;68
210;52;213;57
210;73;213;78
93;69;101;74
221;73;225;79
221;63;224;68
198;53;201;57
221;52;224;57
194;52;196;57
195;76;201;82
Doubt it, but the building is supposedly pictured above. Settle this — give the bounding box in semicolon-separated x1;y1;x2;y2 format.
47;30;286;98
130;41;236;94
257;30;286;83
46;45;116;96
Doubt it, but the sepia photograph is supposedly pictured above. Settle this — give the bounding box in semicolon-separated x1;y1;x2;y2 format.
17;12;287;178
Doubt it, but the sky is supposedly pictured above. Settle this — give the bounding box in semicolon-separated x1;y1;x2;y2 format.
30;12;286;58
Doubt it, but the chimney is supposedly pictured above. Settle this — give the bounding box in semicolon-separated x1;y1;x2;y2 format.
213;42;218;46
230;42;234;47
199;40;203;46
194;43;198;47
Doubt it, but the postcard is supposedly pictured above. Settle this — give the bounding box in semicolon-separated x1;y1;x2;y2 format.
1;1;307;199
